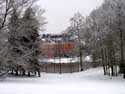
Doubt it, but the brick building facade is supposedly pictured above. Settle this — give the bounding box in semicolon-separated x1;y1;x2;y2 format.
40;34;76;58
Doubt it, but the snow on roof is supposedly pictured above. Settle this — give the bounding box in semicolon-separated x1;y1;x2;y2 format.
39;56;92;63
39;57;79;63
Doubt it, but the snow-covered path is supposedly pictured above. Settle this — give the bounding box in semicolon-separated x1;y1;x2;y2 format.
0;67;125;94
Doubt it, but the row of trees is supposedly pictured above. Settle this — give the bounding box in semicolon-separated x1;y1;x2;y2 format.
0;0;46;77
65;0;125;78
87;0;125;77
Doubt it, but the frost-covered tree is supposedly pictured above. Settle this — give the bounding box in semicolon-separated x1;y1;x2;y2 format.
8;7;43;77
67;13;85;71
0;0;35;76
82;0;125;77
20;7;41;77
7;8;22;75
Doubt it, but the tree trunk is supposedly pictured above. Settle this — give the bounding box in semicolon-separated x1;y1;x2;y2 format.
38;70;40;77
28;72;31;76
15;70;19;76
80;50;83;71
23;70;26;76
101;49;106;75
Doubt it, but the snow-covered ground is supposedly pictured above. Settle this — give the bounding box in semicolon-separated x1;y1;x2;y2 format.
0;67;125;94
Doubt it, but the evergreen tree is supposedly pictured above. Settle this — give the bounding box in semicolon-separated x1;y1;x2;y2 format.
8;8;21;75
8;7;41;77
20;7;41;77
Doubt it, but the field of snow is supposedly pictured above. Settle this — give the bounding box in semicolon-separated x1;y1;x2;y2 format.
0;67;125;94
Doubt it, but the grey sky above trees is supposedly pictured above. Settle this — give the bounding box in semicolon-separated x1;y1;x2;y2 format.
37;0;104;34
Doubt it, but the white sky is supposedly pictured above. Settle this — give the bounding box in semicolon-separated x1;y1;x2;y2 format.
37;0;104;34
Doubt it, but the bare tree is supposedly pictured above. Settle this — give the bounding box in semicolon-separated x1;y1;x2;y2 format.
69;13;85;71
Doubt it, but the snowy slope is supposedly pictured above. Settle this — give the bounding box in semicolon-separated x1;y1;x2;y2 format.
0;67;125;94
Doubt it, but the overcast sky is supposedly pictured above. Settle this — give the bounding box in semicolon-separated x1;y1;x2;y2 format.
37;0;104;34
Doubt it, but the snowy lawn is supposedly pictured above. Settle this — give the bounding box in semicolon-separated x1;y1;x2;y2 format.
0;67;125;94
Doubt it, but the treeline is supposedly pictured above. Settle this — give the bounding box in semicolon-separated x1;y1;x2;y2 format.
0;0;46;77
65;0;125;78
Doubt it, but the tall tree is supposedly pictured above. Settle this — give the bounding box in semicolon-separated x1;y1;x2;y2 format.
21;7;41;76
0;0;36;77
7;2;46;77
69;13;85;71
